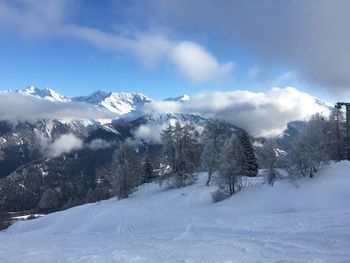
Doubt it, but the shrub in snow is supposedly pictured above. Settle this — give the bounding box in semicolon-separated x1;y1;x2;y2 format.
38;188;60;212
211;189;230;203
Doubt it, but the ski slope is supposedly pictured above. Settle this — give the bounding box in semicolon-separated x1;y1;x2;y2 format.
1;162;350;262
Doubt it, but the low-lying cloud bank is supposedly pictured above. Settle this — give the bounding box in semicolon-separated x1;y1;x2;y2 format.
0;92;115;121
42;134;114;158
45;134;83;158
141;87;329;136
0;87;330;138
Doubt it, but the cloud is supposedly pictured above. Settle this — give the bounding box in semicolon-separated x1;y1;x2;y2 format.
3;1;350;92
0;0;73;38
0;1;234;83
0;92;115;121
128;0;350;95
86;139;113;150
64;26;233;82
132;123;168;143
170;41;234;83
140;87;329;136
46;134;83;158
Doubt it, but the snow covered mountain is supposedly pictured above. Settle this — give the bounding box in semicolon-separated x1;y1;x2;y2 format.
138;112;207;126
16;86;70;102
73;90;152;116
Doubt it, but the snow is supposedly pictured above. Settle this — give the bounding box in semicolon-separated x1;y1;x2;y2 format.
73;90;152;116
0;137;6;144
1;162;350;262
17;86;70;102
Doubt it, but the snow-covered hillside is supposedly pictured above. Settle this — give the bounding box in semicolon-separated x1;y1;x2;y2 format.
1;162;349;262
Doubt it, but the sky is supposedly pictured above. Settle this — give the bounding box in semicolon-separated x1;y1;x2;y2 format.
1;0;349;101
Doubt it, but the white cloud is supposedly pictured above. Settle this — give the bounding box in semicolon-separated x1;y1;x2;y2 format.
86;139;113;150
0;1;233;83
132;123;168;143
0;92;114;121
66;26;233;83
170;41;234;83
46;134;83;158
140;87;329;136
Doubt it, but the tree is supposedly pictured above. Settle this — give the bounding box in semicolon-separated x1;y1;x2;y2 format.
161;121;200;188
260;139;279;186
111;143;141;199
286;114;330;178
142;155;154;183
237;131;258;177
0;211;6;230
217;135;242;195
201;119;232;186
325;108;347;161
38;188;60;212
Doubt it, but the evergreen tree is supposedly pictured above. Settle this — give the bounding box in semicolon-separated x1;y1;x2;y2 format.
142;155;154;183
325;108;347;161
237;131;258;177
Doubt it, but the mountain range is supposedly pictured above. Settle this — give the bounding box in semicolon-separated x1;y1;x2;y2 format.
0;86;333;215
14;86;187;118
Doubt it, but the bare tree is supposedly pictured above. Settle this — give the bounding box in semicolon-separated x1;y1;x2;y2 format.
201;119;232;186
260;139;279;186
217;135;242;195
111;143;141;199
161;121;200;188
286;114;330;178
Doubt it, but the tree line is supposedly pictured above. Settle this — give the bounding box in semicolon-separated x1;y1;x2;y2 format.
82;119;259;202
37;107;346;210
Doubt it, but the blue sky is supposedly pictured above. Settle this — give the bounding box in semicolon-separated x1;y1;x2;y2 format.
0;0;348;101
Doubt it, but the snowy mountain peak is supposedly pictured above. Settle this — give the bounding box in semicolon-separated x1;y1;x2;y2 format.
164;94;190;102
17;86;70;102
73;90;152;116
73;90;111;104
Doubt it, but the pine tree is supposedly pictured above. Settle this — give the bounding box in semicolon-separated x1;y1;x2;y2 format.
142;155;154;183
237;131;258;177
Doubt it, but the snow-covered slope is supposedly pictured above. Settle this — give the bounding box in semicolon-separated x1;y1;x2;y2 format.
1;162;350;262
16;86;70;102
73;90;152;116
